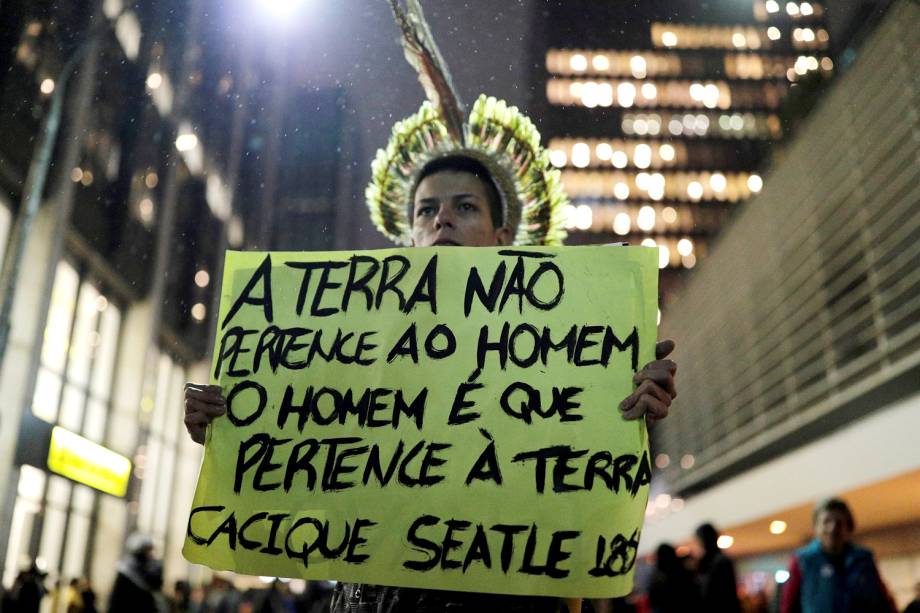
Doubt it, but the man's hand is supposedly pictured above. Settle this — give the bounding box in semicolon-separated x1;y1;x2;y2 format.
184;383;225;445
619;340;677;426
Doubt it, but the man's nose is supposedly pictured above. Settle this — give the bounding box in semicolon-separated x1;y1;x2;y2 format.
434;206;455;228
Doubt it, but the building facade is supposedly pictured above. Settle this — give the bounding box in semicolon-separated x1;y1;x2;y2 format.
0;0;352;606
529;0;832;300
640;0;920;607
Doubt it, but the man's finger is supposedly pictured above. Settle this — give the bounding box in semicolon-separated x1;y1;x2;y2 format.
187;424;206;445
623;395;667;420
185;382;222;394
646;358;677;374
620;379;671;416
635;379;672;407
632;368;677;398
185;382;221;391
655;339;675;360
623;395;669;421
185;387;225;405
633;359;677;380
184;411;215;428
184;399;225;418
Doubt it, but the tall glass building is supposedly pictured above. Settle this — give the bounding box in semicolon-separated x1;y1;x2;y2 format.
529;0;831;299
533;0;920;607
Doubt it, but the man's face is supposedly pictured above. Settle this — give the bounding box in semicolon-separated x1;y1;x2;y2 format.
815;508;852;554
690;536;705;560
411;171;511;247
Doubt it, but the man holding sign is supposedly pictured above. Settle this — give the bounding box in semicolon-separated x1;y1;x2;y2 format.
182;2;676;612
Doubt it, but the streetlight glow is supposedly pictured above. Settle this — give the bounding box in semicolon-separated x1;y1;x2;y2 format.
717;535;734;549
146;72;163;90
194;270;210;288
770;520;788;534
175;132;198;152
191;303;207;322
260;0;306;18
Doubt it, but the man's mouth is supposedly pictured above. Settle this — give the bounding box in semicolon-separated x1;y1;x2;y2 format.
432;238;461;246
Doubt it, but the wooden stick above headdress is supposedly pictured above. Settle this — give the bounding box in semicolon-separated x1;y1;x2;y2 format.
387;0;466;145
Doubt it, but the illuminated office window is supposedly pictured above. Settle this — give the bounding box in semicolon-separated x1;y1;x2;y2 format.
622;111;781;139
1;466;45;587
136;352;187;549
547;49;683;77
724;54;799;79
548;137;690;169
548;78;787;110
650;23;774;50
2;260;124;586
33;261;121;433
560;169;762;202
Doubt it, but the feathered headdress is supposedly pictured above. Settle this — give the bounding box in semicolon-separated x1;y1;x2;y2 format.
366;0;569;246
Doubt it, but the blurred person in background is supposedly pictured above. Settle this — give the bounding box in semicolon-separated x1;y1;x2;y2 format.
780;497;894;613
173;580;195;613
648;543;701;613
79;578;98;613
147;559;171;613
201;575;241;613
743;590;769;613
293;580;334;613
64;577;83;613
694;523;742;613
108;533;160;613
247;579;293;613
7;562;47;613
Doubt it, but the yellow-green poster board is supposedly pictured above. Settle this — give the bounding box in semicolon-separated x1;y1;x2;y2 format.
183;245;657;598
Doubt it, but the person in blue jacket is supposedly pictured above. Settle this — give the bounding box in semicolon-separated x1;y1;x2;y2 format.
781;497;894;613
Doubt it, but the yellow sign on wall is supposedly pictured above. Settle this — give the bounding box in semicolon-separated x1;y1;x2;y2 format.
47;426;132;497
183;246;657;598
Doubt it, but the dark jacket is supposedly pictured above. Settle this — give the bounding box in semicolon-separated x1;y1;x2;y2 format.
648;567;701;613
329;583;565;613
696;551;741;613
108;561;157;613
781;539;893;613
9;573;46;613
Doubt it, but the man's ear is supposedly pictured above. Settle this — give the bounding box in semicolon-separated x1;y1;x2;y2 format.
495;226;512;246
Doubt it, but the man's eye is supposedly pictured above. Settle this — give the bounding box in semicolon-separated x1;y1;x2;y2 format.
459;201;478;211
417;206;435;217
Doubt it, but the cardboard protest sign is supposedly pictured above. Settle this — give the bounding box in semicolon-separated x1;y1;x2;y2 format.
183;246;657;598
